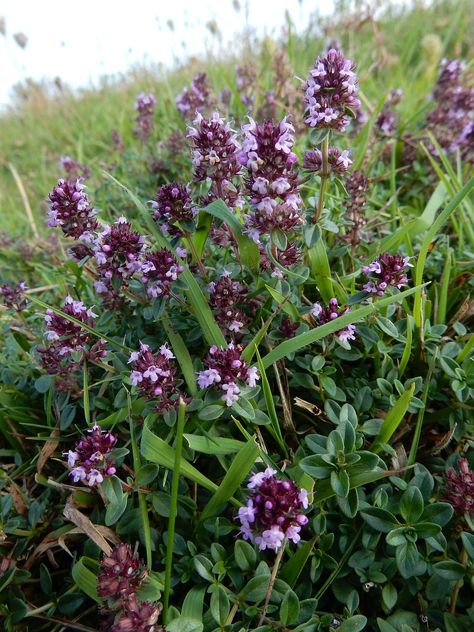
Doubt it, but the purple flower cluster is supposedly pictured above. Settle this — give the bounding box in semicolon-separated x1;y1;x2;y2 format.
236;64;256;108
362;252;412;296
279;317;299;338
238;117;303;243
344;170;369;247
93;217;147;295
129;343;178;410
376;89;402;136
38;296;107;391
197;342;259;406
0;281;27;311
59;155;91;180
303;146;352;175
98;543;162;632
133;92;156;141
140;249;183;299
48;178;98;240
304;49;360;132
444;458;474;516
65;424;117;486
44;295;97;354
259;241;302;277
151;182;195;234
176;72;213;119
311;298;356;346
238;468;309;551
428;59;474;160
208;271;248;333
188;111;242;207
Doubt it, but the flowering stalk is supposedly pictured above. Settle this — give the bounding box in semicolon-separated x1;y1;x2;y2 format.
315;134;329;223
163;398;186;624
258;535;288;626
128;392;152;569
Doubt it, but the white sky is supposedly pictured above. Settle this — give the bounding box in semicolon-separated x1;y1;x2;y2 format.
0;0;334;106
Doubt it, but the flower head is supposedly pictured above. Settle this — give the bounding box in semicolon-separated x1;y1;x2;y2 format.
140;249;183;299
239;117;303;243
93;217;146;292
98;544;163;631
444;458;474;516
133;92;156;141
303;146;352;175
48;178;98;240
208;273;248;334
129;342;179;410
362;252;412;296
0;281;27;311
197;343;259;406
238;468;309;551
176;72;213;119
188;111;242;207
65;424;117;487
59;155;91;180
44;295;97;354
151;183;195;232
304;48;360;131
311;298;356;346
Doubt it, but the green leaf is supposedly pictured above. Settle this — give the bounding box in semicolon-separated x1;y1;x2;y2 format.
433;560;466;580
202;199;260;272
141;421;220;496
265;284;300;321
183;434;245;455
331;469;350;498
239;575;270;603
382;583;397;611
72;557;101;604
234;540;257;571
199;438;258;522
338;614;368;632
461;531;474;559
210;585;230;626
400;486;424;523
396;540;420;579
162;313;198;396
307;238;333;302
421;502;453;526
260;284;428;368
360;507;399;532
375;316;401;339
279;588;300;626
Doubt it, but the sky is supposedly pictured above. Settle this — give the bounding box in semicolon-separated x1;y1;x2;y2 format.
0;0;334;106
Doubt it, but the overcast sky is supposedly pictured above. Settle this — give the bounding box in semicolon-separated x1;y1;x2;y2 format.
0;0;335;106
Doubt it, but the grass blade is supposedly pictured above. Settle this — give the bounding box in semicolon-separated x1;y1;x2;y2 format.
162;312;198;396
140;420;220;496
199;437;259;523
255;348;288;457
260;284;428;368
370;384;415;453
200;199;260;272
163;399;186;624
413;175;474;328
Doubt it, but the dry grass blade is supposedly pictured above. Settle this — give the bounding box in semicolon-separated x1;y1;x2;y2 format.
37;423;60;474
8;162;39;239
63;501;113;555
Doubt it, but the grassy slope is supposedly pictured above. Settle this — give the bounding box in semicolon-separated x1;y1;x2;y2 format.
0;0;472;236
